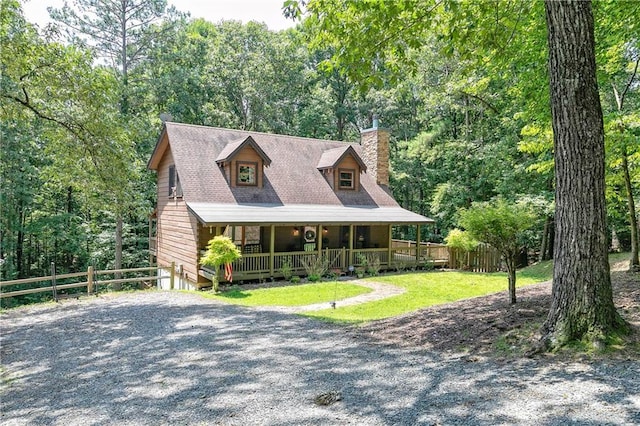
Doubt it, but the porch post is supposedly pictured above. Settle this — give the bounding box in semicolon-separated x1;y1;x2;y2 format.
269;225;275;278
388;224;393;269
348;224;354;265
316;225;322;254
416;224;421;267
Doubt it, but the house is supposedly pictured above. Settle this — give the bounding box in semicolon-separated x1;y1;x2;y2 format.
147;119;439;289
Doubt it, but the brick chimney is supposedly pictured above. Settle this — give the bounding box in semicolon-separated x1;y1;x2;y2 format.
360;114;390;186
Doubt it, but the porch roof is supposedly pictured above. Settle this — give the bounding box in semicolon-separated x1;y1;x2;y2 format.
187;202;434;226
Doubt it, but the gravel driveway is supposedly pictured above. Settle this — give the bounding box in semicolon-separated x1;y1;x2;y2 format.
1;291;639;425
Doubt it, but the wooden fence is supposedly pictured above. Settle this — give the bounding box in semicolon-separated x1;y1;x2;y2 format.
0;263;173;301
448;243;501;273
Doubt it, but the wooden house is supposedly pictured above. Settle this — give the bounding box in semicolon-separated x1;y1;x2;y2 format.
147;120;439;289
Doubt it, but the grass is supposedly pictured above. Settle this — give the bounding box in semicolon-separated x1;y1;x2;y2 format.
196;281;372;307
303;268;551;323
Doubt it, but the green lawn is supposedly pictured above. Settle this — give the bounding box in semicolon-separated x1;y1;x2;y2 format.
303;268;551;323
197;281;372;307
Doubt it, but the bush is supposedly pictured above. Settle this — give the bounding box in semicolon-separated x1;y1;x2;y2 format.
445;228;479;252
307;274;322;282
199;236;241;291
290;275;301;284
356;253;381;276
279;256;293;281
301;254;329;279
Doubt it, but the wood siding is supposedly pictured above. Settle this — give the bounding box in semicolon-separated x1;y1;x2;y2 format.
333;155;361;190
156;148;202;284
230;145;264;188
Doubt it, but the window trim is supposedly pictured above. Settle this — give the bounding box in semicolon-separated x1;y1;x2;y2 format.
236;161;258;186
168;164;183;198
338;168;355;190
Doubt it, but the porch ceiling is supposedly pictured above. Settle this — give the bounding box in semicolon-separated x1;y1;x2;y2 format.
187;202;434;226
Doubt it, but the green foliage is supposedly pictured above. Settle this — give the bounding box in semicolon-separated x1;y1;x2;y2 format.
290;276;301;284
200;236;242;269
279;256;293;281
444;228;479;252
459;199;536;258
356;253;381;276
300;254;329;279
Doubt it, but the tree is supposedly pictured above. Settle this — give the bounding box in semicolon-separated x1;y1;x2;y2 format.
459;199;535;304
200;236;241;291
541;0;626;348
294;0;632;349
48;0;180;281
1;1;136;279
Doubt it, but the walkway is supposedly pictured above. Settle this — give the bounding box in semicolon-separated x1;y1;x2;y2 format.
255;279;406;313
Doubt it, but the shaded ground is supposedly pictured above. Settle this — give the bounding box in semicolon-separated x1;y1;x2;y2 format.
351;268;640;360
2;287;639;425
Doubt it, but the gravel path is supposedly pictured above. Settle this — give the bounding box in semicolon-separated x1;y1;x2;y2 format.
1;291;639;425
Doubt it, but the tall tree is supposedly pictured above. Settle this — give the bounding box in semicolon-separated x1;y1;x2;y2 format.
540;0;626;348
48;0;178;279
291;0;632;349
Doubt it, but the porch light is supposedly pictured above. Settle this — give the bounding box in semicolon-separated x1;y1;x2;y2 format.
322;227;328;234
293;227;300;236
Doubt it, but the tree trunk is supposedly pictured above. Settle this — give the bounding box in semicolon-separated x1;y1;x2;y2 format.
541;0;625;349
622;151;639;270
506;255;516;304
539;216;549;263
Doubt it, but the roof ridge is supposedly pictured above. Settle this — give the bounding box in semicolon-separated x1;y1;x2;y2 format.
165;121;361;146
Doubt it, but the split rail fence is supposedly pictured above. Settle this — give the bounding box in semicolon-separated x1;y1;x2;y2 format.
0;263;177;302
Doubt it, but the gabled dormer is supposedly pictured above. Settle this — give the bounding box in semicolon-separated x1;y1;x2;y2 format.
216;136;272;188
317;145;367;191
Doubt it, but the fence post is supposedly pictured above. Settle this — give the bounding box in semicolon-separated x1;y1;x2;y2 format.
51;262;58;302
169;261;175;290
87;265;93;295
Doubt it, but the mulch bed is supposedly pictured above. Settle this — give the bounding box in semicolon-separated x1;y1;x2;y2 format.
350;270;640;360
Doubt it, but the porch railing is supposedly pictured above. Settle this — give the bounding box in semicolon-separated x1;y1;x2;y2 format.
204;240;498;282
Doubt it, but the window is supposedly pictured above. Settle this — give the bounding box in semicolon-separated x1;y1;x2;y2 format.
338;169;355;189
168;165;182;197
237;162;257;186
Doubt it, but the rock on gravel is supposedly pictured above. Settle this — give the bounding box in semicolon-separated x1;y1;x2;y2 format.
1;291;639;425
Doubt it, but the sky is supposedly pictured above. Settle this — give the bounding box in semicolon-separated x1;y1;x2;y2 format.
21;0;297;31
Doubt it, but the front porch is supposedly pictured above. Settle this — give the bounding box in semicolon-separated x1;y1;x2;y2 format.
197;223;447;283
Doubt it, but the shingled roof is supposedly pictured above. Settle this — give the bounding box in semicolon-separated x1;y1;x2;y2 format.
316;146;367;171
148;122;433;224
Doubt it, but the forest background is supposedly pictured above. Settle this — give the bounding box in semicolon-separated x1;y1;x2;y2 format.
1;0;638;281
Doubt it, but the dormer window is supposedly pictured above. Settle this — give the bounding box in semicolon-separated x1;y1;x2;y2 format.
237;162;257;186
317;146;367;191
216;136;271;188
339;169;355;189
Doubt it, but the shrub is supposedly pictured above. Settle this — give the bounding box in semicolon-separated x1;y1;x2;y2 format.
279;256;293;281
365;253;381;276
301;254;329;279
290;275;301;284
445;228;479;252
356;253;381;276
200;236;241;292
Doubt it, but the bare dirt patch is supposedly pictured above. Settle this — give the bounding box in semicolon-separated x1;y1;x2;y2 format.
350;269;639;360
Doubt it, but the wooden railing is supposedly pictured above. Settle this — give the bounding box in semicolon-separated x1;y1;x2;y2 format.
201;241;500;282
0;264;172;301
